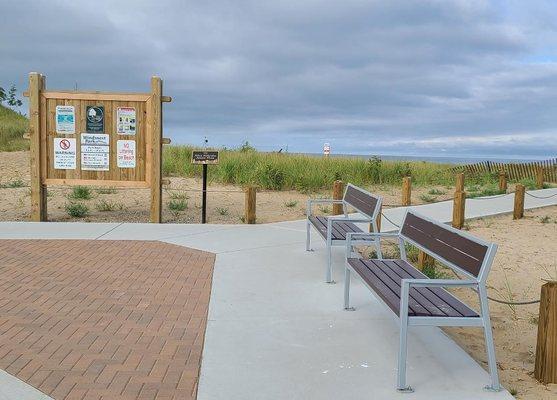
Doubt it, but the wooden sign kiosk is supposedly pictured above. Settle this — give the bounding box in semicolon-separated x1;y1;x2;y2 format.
26;72;171;222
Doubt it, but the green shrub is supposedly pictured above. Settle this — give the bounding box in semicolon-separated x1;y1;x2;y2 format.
519;178;537;190
216;206;229;216
95;199;121;212
69;186;92;200
428;188;445;195
168;199;187;212
419;194;436;203
65;202;89;218
284;200;298;208
0;178;25;188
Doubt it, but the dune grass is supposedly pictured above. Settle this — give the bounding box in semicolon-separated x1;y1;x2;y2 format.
0;105;28;152
163;145;461;191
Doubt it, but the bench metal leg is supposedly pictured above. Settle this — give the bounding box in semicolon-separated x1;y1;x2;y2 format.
397;283;413;393
375;239;383;259
479;286;501;392
306;219;313;251
326;241;334;284
344;267;355;311
324;230;335;283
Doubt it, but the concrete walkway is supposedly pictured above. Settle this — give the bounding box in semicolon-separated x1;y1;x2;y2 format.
0;187;555;399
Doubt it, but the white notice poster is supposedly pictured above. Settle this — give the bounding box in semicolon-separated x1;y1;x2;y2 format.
117;107;136;135
117;140;136;168
53;138;76;169
55;106;75;134
81;133;109;171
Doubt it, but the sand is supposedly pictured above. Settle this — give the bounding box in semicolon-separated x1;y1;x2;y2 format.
1;150;556;398
443;206;557;400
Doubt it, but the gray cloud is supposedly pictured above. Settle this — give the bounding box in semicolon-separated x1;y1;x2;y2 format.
1;0;556;158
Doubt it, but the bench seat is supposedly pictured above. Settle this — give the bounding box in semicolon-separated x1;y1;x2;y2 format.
347;258;478;318
308;216;362;241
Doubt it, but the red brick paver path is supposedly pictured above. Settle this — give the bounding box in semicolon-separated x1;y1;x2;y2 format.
0;240;215;400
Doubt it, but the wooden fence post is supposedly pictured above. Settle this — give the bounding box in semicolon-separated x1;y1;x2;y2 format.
455;172;465;192
536;166;545;189
332;180;344;215
149;76;163;223
402;177;412;206
452;173;466;229
417;251;435;271
535;281;557;384
513;184;525;220
29;72;47;222
245;186;256;224
499;170;507;193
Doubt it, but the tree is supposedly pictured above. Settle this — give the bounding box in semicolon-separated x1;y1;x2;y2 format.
0;86;5;103
7;85;22;107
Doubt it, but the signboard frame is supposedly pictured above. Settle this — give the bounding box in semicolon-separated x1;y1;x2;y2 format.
26;73;170;222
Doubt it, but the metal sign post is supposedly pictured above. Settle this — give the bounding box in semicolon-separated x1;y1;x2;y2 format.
191;150;220;224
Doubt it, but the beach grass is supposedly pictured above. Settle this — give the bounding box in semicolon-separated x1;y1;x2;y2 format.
163;145;461;191
0;105;29;152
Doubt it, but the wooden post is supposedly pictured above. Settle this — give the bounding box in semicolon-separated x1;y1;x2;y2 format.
332;180;344;215
245;186;256;224
417;251;434;271
535;281;557;384
513;184;525;220
29;72;47;221
452;173;466;229
455;172;465;192
402;177;412;206
536;166;545;189
149;76;163;223
498;170;507;192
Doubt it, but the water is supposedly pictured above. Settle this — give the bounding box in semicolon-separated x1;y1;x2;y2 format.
293;153;553;165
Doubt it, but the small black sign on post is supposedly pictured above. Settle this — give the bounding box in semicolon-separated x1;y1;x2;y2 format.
191;150;219;223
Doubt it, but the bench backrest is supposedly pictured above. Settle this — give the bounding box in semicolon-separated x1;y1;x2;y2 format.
400;210;497;282
343;184;382;220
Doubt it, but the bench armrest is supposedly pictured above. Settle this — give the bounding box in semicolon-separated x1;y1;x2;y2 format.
306;199;346;217
346;231;401;259
403;279;478;288
328;215;371;224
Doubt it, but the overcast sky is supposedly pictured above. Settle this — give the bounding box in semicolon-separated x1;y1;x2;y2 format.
1;0;557;159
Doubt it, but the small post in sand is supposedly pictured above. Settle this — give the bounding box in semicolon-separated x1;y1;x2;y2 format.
417;251;435;271
536;166;545;189
498;170;507;193
535;281;557;384
402;177;412;206
245;186;256;224
332;180;344;215
452;173;466;229
513;184;525;220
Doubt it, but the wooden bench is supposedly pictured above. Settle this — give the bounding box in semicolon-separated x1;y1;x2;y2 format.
306;184;382;283
344;210;500;393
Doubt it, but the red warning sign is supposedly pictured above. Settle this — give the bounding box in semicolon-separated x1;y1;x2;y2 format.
59;139;71;150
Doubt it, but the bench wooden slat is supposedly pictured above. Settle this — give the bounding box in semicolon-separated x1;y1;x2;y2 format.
401;213;488;277
391;260;479;318
348;258;479;318
349;258;421;316
376;260;462;317
344;186;378;218
308;216;362;241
